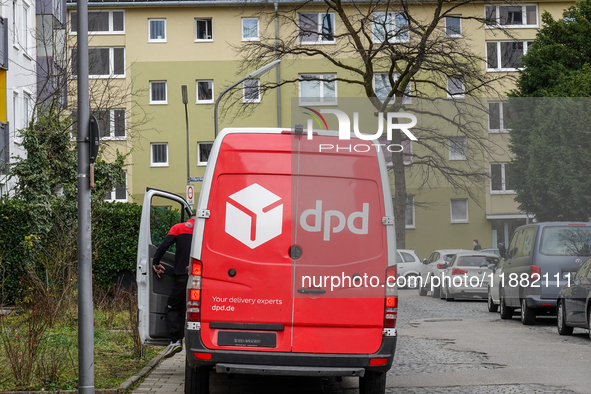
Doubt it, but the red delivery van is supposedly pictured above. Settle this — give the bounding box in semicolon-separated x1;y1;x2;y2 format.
137;128;398;394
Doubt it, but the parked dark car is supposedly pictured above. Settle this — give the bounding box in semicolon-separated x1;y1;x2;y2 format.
556;256;591;339
499;222;591;325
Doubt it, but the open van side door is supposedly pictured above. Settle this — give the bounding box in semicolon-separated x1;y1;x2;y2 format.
137;188;192;345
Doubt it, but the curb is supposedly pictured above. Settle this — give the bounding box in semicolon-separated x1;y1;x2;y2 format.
0;349;166;394
117;348;167;392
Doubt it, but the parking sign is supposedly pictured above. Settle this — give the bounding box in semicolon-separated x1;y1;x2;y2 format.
186;184;194;205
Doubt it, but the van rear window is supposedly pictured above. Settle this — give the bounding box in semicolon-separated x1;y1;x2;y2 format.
540;226;591;256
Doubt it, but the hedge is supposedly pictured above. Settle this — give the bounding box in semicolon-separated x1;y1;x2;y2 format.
0;199;145;304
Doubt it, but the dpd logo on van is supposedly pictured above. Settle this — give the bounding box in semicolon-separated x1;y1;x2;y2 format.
225;184;283;249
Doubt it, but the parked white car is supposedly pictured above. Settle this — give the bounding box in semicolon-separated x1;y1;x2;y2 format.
487;257;505;312
440;252;499;301
419;249;470;298
396;249;422;288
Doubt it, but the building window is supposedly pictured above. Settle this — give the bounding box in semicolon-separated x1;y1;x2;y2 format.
490;163;515;193
71;47;125;78
150;81;167;104
485;5;538;27
195;18;213;41
242;18;259;41
373;73;411;104
12;0;17;47
405;195;415;228
22;5;29;54
105;171;127;202
198;142;213;166
13;92;18;130
373;12;409;43
243;79;260;103
447;76;464;98
148;19;166;42
71;109;126;139
0;17;7;69
23;93;31;127
299;74;337;105
451;199;468;223
196;80;214;103
94;109;126;139
448;137;467;161
445;15;462;37
299;13;335;44
488;102;516;132
70;10;125;34
151;143;168;167
486;41;532;71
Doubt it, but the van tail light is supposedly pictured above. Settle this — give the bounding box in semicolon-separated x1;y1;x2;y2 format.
451;268;468;275
186;259;202;322
369;358;388;366
530;265;541;280
437;263;447;269
384;266;398;328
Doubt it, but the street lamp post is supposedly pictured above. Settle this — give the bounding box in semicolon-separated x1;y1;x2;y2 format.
214;59;281;138
181;85;190;186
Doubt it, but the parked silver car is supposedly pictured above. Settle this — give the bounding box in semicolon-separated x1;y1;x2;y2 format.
418;249;470;298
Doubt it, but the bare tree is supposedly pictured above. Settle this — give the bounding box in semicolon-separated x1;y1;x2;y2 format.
33;15;151;151
233;0;515;247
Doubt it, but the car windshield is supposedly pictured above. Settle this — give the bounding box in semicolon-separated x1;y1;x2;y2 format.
443;254;455;262
456;256;499;267
540;226;591;256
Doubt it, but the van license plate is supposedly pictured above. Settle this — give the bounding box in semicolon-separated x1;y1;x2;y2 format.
218;331;277;348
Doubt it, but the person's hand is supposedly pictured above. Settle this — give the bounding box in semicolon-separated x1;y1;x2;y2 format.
153;264;165;278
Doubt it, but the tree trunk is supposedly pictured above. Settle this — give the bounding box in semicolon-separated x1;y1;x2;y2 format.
390;129;406;250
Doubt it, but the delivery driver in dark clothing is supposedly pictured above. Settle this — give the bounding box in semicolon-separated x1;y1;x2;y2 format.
152;212;196;359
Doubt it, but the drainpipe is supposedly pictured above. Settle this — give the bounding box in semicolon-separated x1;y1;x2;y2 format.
275;2;281;127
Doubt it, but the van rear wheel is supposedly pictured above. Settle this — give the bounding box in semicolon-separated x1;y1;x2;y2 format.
487;288;498;313
359;371;386;394
499;292;514;320
185;364;209;394
520;298;536;325
557;300;573;336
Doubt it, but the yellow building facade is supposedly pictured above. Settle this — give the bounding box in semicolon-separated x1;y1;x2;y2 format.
66;1;574;258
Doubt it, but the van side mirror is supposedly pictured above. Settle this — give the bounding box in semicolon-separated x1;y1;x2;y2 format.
422;258;428;264
488;263;496;271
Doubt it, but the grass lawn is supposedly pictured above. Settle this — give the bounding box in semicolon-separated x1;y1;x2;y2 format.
0;308;161;391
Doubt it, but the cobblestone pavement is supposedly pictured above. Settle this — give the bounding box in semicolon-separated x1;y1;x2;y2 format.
385;384;580;394
133;289;588;393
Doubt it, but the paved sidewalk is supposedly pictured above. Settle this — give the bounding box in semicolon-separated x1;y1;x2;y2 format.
132;349;186;393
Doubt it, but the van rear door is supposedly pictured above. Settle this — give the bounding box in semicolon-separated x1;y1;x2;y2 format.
198;133;294;352
137;188;192;345
292;135;390;354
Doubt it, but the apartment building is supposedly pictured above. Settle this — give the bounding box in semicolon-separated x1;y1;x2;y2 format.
0;0;37;196
65;0;573;258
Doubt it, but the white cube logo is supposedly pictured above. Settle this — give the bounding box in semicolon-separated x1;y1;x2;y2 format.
225;184;283;249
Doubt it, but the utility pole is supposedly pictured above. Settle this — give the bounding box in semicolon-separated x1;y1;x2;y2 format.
76;0;94;391
182;85;190;185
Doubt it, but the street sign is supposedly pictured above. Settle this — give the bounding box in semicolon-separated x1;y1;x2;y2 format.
189;176;204;182
186;184;195;205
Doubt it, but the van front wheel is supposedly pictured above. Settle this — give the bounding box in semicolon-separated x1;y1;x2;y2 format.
185;364;210;394
359;371;386;394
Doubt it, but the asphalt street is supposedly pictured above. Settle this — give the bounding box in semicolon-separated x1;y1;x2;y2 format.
134;289;591;393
